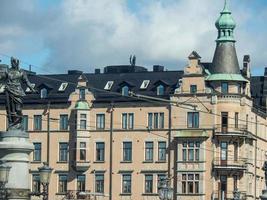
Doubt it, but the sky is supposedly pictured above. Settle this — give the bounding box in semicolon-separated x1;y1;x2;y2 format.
0;0;267;75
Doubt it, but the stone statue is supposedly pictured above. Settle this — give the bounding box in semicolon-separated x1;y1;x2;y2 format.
0;57;36;130
129;55;136;66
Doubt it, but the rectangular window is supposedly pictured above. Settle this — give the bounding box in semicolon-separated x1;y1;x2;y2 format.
33;115;42;131
77;175;85;192
59;143;68;162
80;142;86;161
145;142;153;161
58;174;68;193
33;143;41;162
95;174;104;193
221;142;228;161
221;82;229;94
148;113;164;129
128;113;134;129
123;142;132;162
122;113;127;129
79;88;85;100
235;112;239;129
157;174;167;192
96;114;105;129
158;142;166;161
234;142;238;161
60;115;68;130
181;174;200;194
145;174;153;193
187;112;199;128
32;174;40;193
190;85;197;94
122;113;134;129
80;114;87;130
22;115;28;131
96;142;105;161
182;141;200;162
122;174;131;194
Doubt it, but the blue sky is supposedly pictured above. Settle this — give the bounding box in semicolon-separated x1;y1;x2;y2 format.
0;0;267;76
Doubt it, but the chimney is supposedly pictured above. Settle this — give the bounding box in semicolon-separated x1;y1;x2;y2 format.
95;68;101;74
242;55;251;78
153;65;164;72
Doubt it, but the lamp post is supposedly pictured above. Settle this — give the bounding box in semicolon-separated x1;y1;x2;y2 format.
158;178;173;200
0;161;11;199
30;162;53;200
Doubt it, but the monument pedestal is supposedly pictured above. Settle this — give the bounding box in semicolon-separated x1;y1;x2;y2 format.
0;130;33;200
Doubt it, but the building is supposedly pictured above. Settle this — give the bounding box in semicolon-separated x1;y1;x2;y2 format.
0;1;267;200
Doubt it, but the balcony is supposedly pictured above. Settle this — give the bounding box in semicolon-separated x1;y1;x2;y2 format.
213;158;247;172
212;191;246;200
64;190;108;200
72;160;90;172
213;124;253;139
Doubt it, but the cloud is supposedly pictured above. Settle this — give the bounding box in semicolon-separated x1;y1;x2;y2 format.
0;0;266;74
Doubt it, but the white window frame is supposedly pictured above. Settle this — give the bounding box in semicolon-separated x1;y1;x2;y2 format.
140;80;150;89
104;81;114;90
58;82;68;91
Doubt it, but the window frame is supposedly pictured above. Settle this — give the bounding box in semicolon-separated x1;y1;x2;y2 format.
145;142;153;162
122;174;132;194
96;142;105;162
33;143;41;162
158;141;167;161
60;114;68;131
123;142;132;162
33;115;42;131
187;112;199;128
59;142;68;162
96;114;105;130
58;174;68;193
95;174;104;193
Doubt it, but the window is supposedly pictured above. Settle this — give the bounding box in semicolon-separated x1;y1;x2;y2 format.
96;114;105;129
95;174;104;193
104;81;114;90
122;113;134;129
34;115;42;131
140;80;150;89
58;83;68;91
158;142;166;161
60;115;68;130
234;142;238;162
145;142;153;161
80;142;86;161
147;113;164;129
190;85;197;94
235;112;239;129
182;174;199;194
123;142;132;162
22;115;28;131
40;88;48;99
122;174;132;194
58;174;68;193
221;82;229;94
79;88;85;100
33;143;41;162
77;175;85;192
80;114;87;130
145;175;153;193
182;141;200;161
187;112;199;128
59;143;68;162
221;142;228;161
237;83;242;94
32;174;40;193
157;85;164;95
96;142;105;161
122;86;129;96
157;174;167;192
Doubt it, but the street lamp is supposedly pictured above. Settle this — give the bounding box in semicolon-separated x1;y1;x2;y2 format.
158;178;173;200
30;162;53;200
0;161;11;199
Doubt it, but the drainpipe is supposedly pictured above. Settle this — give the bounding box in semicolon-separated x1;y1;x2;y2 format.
168;104;172;178
173;139;178;200
46;101;51;165
109;104;114;200
254;115;258;198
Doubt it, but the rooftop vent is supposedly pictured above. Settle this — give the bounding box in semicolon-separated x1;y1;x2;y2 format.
68;70;83;75
153;65;164;72
95;69;101;74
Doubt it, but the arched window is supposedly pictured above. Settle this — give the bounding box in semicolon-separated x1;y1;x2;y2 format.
122;86;129;96
157;85;164;96
40;88;47;99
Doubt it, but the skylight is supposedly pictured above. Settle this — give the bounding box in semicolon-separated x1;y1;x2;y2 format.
104;81;114;90
140;80;150;89
58;82;68;91
26;84;35;93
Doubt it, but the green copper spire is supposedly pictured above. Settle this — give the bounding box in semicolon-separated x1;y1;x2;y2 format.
215;0;236;42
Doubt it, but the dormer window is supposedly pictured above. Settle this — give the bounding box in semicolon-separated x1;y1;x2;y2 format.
58;83;68;92
79;88;85;100
221;82;228;94
157;85;164;96
40;88;48;99
26;84;35;93
190;85;197;94
140;80;150;89
122;86;129;96
104;81;114;90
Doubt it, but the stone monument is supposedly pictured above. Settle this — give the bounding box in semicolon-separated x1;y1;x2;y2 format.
0;57;36;200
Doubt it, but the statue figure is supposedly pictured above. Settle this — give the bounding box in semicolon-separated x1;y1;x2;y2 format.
129;55;136;66
0;57;36;130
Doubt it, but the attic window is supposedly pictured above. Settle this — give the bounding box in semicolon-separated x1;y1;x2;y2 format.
0;85;5;93
58;83;68;91
26;84;35;93
157;85;164;96
40;88;48;99
104;81;114;90
122;86;129;96
140;80;150;89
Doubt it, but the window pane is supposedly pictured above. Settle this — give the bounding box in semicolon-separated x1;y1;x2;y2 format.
22;115;28;131
58;175;68;193
77;175;85;192
221;82;228;94
34;115;42;131
95;174;104;193
158;142;166;161
60;115;68;130
59;143;68;162
123;142;132;161
33;143;41;161
96;142;105;161
128;113;134;129
154;113;158;129
190;85;197;94
96;114;105;129
122;114;127;129
148;113;153;129
159;113;164;129
80;142;86;161
122;174;131;193
32;174;40;193
145;175;153;193
145;142;153;161
79;88;85;100
187;113;193;128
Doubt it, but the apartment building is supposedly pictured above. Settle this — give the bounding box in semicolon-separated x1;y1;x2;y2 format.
0;1;267;200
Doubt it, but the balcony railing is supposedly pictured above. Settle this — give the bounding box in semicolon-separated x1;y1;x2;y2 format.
71;161;90;172
213;158;247;171
212;190;246;200
213;124;250;138
63;190;108;200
